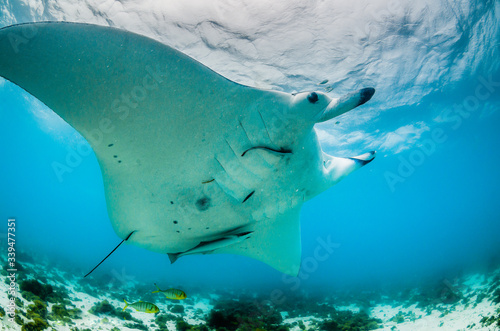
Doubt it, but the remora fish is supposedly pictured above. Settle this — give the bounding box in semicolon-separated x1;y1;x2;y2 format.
168;231;253;263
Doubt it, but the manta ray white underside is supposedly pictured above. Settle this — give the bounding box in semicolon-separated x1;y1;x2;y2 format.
0;22;375;276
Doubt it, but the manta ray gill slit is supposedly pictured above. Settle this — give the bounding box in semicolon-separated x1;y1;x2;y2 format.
243;190;255;203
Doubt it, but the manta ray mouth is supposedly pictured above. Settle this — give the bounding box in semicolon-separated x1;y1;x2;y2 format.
241;146;292;157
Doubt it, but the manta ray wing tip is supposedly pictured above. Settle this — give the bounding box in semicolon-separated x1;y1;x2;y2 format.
351;151;376;166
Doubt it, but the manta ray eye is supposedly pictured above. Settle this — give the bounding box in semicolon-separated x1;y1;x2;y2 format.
307;92;319;104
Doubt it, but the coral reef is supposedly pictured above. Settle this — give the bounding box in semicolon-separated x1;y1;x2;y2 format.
88;299;141;323
48;304;82;324
207;300;284;331
20;317;49;331
26;300;48;320
176;319;209;331
492;288;500;304
389;311;405;324
20;280;53;301
124;322;149;330
389;310;417;324
480;308;500;328
20;279;70;304
155;313;179;330
88;300;115;315
154;312;208;331
170;303;185;314
318;309;381;331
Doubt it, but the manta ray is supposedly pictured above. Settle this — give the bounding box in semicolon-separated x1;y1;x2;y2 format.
0;22;375;276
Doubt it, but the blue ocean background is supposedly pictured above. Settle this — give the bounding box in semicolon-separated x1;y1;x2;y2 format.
0;0;499;322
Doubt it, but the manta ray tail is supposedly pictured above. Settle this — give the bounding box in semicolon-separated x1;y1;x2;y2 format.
84;231;135;278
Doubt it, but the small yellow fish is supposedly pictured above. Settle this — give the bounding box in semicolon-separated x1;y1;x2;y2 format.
122;299;159;313
152;283;187;300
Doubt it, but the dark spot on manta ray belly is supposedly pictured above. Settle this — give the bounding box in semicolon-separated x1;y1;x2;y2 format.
173;220;178;224
195;196;211;211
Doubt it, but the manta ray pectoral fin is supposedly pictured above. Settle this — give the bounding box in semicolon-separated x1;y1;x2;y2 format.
315;88;375;123
215;208;302;276
167;253;180;264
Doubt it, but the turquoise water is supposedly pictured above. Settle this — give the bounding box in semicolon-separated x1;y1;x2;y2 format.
0;1;499;330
